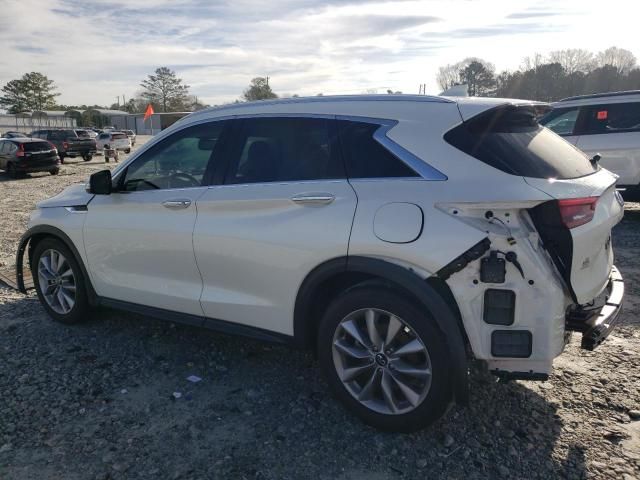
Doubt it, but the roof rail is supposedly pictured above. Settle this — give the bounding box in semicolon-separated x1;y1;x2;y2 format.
196;94;454;115
559;90;640;102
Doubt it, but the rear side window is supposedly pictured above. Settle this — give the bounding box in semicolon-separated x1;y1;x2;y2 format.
445;106;596;179
24;141;52;152
225;117;343;184
582;102;640;134
338;121;419;178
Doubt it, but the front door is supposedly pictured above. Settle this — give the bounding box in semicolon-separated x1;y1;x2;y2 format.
193;116;358;335
83;120;230;316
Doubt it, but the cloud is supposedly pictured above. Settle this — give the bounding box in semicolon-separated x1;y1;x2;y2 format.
14;45;49;54
0;0;637;107
506;11;558;19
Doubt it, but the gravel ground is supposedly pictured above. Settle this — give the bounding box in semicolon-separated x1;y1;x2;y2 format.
1;142;639;479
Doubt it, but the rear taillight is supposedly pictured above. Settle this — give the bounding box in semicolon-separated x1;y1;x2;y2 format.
558;197;598;229
16;143;25;157
48;141;57;152
63;141;69;150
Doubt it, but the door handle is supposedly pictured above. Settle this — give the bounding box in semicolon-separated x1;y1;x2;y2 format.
162;199;192;209
291;193;335;206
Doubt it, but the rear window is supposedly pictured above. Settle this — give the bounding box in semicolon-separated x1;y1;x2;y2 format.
23;141;52;152
444;106;596;179
51;130;76;140
124;130;134;135
112;133;127;140
75;130;90;138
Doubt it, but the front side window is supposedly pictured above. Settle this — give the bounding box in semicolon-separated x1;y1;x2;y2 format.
224;117;342;184
338;121;419;178
582;102;640;135
539;107;579;136
121;121;226;191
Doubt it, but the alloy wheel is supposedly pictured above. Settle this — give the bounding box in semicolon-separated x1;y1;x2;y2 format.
37;249;76;315
332;308;432;415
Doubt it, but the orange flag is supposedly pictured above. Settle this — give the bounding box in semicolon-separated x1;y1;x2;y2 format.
143;104;155;121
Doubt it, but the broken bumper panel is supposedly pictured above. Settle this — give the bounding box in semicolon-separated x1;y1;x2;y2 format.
566;266;624;351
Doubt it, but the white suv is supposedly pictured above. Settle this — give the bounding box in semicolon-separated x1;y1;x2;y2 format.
17;95;624;432
95;131;132;153
540;90;640;188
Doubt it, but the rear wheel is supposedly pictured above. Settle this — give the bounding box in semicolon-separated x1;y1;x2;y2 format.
49;168;59;175
59;153;65;164
318;286;452;432
83;154;92;162
124;148;131;154
7;162;18;178
32;238;89;324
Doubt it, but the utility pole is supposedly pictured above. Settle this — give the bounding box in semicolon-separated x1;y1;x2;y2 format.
116;96;120;108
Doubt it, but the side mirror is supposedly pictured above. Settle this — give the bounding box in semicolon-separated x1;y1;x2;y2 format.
87;169;112;195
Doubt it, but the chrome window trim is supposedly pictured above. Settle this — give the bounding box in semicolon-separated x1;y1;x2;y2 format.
114;113;448;186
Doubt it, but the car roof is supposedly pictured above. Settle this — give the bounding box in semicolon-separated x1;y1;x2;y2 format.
186;94;547;124
2;137;48;143
554;90;640;107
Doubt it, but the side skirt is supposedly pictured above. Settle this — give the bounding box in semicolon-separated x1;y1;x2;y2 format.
98;297;295;346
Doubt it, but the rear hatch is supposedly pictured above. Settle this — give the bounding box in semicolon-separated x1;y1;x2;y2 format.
110;133;130;149
22;141;58;165
445;103;624;304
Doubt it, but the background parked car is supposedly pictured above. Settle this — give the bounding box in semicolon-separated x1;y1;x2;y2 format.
31;129;97;163
76;129;98;139
540;90;640;189
123;129;136;146
1;131;28;139
95;131;131;153
0;137;59;178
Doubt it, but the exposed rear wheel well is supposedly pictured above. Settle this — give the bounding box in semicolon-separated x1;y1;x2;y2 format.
295;267;466;353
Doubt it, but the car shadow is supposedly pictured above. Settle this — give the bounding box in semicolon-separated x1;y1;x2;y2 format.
0;292;582;479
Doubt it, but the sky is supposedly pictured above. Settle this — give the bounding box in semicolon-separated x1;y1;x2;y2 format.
0;0;638;107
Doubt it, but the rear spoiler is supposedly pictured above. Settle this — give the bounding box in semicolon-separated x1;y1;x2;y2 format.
454;98;551;122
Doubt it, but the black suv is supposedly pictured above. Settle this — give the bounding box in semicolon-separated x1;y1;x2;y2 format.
31;129;97;163
0;138;60;177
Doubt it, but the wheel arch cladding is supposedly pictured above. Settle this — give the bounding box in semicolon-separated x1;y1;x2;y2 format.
294;255;470;404
17;225;97;304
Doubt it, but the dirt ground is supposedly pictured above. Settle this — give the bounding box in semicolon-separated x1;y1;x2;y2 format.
0;139;639;479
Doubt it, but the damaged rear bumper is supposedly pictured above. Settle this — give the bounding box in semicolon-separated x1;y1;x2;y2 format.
566;266;624;350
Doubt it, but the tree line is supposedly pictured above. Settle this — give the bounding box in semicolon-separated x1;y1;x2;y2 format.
436;46;640;101
0;68;279;115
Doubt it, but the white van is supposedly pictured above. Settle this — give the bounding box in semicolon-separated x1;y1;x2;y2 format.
540;90;640;187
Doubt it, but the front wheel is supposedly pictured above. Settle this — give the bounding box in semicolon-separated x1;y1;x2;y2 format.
318;286;452;432
83;154;92;162
49;168;59;175
32;238;90;324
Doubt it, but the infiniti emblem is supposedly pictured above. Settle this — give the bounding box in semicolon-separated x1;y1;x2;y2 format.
375;353;388;367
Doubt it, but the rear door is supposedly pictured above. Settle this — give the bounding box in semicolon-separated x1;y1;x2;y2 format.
193;116;357;335
574;102;640;186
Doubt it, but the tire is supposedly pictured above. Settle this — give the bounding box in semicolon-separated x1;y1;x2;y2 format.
83;154;92;162
49;168;59;175
317;286;452;432
7;163;18;179
59;153;65;164
31;238;90;324
124;148;131;154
